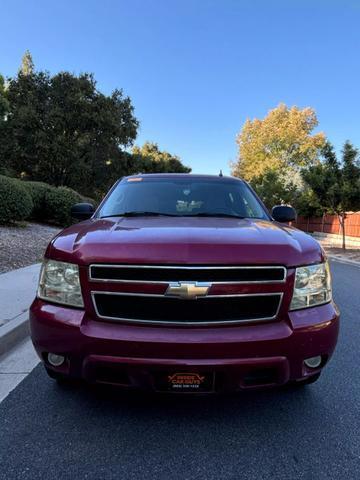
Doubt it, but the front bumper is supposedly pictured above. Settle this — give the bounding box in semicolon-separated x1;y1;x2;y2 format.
30;299;339;391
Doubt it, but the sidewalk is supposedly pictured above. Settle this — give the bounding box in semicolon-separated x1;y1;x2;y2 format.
0;263;41;355
323;247;360;267
0;264;41;402
0;338;39;402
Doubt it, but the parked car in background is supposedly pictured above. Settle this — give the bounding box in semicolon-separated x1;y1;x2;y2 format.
30;174;339;392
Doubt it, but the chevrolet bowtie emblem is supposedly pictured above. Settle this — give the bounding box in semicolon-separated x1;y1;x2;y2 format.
165;281;211;300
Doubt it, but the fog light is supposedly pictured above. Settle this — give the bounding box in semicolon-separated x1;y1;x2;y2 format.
304;356;322;369
48;353;65;367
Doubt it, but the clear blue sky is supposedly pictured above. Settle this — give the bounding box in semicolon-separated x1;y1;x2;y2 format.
1;0;359;174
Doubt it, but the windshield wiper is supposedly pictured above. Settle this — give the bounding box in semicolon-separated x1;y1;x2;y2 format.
185;212;245;219
101;211;178;218
100;211;246;219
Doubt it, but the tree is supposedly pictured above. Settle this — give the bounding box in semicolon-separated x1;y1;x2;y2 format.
249;168;300;211
4;68;139;197
232;104;325;181
0;74;10;174
132;142;191;174
342;141;360;211
20;50;34;76
1;53;191;198
0;74;8;119
302;141;360;249
295;188;323;218
3;71;51;178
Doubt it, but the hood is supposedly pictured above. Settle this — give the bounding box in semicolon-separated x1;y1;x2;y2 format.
47;216;324;267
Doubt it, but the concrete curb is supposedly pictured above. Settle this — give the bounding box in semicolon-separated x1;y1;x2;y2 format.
0;312;30;357
328;255;360;268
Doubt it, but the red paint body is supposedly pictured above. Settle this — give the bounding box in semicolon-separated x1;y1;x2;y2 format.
30;175;340;392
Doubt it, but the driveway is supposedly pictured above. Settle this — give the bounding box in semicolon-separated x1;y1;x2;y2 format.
0;261;359;480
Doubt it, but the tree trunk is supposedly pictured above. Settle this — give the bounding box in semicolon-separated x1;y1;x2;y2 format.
339;212;346;250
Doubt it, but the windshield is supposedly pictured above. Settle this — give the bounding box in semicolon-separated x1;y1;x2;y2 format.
98;177;269;220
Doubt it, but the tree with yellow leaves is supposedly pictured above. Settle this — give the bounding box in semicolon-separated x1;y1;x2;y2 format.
232;104;325;181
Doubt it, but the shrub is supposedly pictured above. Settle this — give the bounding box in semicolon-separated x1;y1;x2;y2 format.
22;181;53;221
44;186;83;226
0;175;33;224
0;176;94;227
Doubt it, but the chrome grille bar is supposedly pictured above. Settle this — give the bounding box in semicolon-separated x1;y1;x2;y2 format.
91;291;284;326
89;264;287;284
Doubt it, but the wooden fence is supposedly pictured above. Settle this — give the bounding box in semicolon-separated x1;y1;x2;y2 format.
293;213;360;238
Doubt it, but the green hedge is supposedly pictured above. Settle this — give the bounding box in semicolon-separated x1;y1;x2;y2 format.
44;186;84;226
0;175;33;224
0;176;96;226
22;181;53;221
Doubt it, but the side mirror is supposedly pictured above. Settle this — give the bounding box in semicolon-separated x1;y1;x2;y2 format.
271;205;296;223
71;203;95;221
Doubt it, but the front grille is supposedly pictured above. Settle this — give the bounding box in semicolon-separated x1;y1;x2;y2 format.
90;265;286;283
92;292;282;325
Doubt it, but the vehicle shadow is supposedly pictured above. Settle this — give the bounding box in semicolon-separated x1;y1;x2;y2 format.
53;372;319;423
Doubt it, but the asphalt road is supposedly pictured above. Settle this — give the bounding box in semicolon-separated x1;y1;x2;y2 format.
0;261;359;480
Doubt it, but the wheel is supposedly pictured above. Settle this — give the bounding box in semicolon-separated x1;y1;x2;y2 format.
291;372;321;387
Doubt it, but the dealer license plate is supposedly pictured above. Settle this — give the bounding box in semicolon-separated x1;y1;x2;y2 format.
156;372;215;392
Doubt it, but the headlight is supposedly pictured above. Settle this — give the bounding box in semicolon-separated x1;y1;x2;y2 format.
290;261;332;310
38;259;84;307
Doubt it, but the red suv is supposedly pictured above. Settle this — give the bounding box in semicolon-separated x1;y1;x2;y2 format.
30;174;339;392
